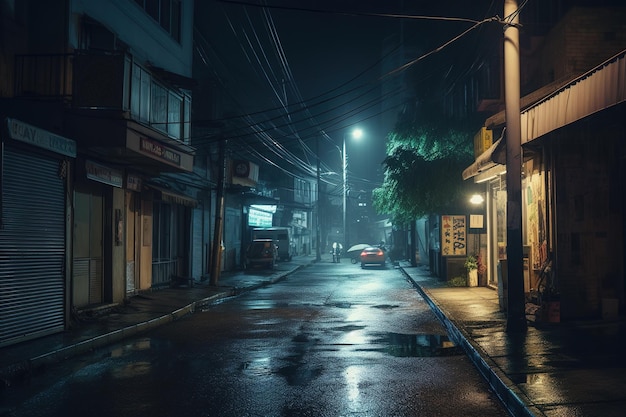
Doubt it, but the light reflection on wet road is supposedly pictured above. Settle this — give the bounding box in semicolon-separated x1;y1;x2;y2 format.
1;261;511;417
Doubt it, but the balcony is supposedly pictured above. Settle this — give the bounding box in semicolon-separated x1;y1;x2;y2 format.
14;52;191;146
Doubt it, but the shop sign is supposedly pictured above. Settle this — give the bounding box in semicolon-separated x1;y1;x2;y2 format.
139;136;181;166
86;160;123;188
473;127;493;158
126;174;142;191
248;207;273;227
441;215;466;256
7;118;76;157
159;189;197;207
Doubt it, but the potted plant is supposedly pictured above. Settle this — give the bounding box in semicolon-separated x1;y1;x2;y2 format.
465;255;479;287
476;253;487;284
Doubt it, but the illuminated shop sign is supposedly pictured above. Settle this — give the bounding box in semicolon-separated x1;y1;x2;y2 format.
441;215;466;256
249;207;273;227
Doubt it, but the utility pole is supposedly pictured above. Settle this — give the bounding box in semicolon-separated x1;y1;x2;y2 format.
504;0;527;333
316;136;322;261
210;138;227;286
342;134;347;249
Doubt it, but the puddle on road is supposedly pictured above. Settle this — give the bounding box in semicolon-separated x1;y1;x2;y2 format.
325;301;352;309
109;337;159;357
366;332;464;357
372;304;400;310
333;324;366;332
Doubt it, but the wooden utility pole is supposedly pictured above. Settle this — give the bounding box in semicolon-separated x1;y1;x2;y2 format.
210;138;227;286
504;0;527;332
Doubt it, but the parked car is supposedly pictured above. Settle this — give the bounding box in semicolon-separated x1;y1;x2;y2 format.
252;227;293;261
359;246;386;267
245;239;278;269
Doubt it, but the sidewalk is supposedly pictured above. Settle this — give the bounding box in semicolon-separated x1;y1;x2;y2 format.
400;263;626;417
2;258;626;417
0;255;316;386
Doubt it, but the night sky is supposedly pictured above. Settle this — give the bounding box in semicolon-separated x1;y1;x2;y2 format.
197;1;505;190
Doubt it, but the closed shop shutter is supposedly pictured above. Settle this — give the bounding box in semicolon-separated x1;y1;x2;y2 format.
0;146;66;347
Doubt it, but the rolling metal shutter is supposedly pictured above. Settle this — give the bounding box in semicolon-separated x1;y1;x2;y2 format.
0;146;66;347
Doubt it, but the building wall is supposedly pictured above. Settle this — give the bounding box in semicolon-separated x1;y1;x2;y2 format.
538;7;626;84
69;0;194;76
553;115;625;319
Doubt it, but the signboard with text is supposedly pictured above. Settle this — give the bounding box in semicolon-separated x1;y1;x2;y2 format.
7;118;76;157
248;207;273;227
441;215;467;256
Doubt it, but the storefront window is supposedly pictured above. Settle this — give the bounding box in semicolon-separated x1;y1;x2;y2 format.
488;177;507;287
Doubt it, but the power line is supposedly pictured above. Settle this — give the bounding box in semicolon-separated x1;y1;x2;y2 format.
191;1;511;187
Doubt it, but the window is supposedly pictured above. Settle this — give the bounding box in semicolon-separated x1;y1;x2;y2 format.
160;0;171;32
131;64;151;123
133;0;182;42
151;83;167;131
129;62;190;143
183;95;191;142
167;91;181;138
145;0;159;22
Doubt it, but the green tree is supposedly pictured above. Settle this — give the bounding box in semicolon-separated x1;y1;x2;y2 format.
373;104;478;224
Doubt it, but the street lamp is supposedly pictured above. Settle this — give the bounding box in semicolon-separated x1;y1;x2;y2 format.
469;193;485;205
343;128;363;249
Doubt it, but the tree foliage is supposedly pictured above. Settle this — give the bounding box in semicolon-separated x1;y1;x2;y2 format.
373;104;478;225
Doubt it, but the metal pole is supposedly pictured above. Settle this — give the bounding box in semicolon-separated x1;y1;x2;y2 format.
504;0;527;332
343;134;347;249
316;137;322;261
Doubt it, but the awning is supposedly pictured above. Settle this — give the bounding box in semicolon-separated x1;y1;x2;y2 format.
462;135;507;180
148;185;198;207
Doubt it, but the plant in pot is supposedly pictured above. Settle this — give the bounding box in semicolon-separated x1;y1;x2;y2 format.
476;253;487;284
464;255;479;287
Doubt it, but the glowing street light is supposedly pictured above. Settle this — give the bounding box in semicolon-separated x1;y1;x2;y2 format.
470;193;485;205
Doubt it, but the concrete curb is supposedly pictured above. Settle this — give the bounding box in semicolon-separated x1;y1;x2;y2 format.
399;267;543;417
2;291;230;384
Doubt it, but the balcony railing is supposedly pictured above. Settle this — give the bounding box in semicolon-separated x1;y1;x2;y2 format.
14;53;73;99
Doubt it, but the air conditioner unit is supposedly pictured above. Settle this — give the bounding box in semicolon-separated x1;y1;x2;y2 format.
230;159;259;186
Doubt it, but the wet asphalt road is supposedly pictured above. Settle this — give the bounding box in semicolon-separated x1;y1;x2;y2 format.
1;261;510;417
